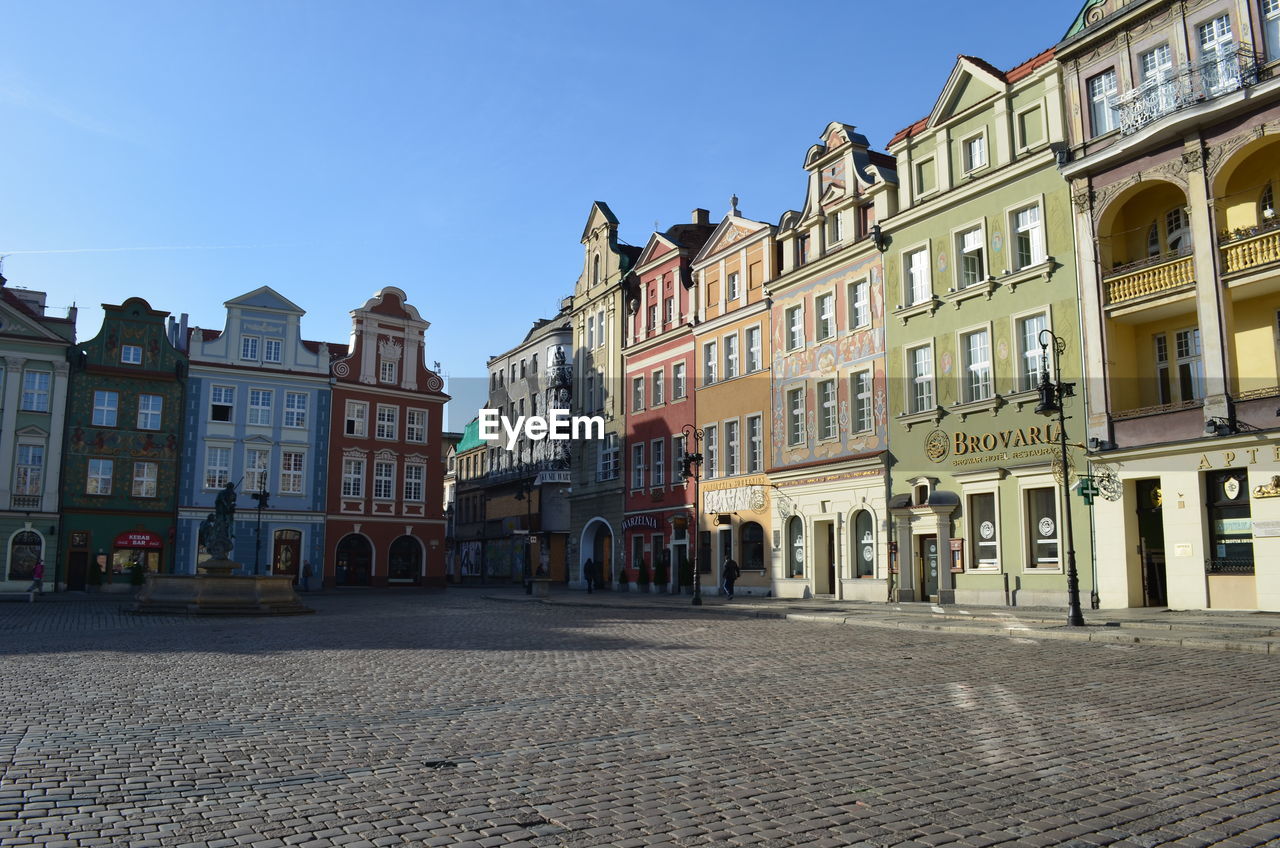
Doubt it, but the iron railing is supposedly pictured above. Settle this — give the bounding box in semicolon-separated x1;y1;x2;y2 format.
1117;46;1259;136
1206;558;1254;575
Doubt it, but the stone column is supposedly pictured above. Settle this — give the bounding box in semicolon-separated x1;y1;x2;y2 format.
1185;138;1232;422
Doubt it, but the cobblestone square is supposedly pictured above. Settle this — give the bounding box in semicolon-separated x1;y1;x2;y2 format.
2;592;1278;847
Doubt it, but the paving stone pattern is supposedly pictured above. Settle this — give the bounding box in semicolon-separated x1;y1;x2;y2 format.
1;593;1279;847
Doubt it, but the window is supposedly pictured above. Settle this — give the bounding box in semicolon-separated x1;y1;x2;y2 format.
787;516;804;577
909;345;934;413
1147;221;1161;257
600;433;619;480
851;370;872;433
374;461;395;500
827;212;843;244
121;345;142;365
248;389;273;426
21;371;50;412
205;446;231;489
664;296;675;325
631;443;645;489
632;376;645;412
849;280;870;329
403;463;425;502
587;315;595;349
1198;15;1234;76
725;419;740;476
241;336;259;360
1207;468;1254;573
1087;69;1119;136
963;133;987;172
1266;0;1280;62
745;327;762;372
853;510;875;578
647;304;657;333
1017;105;1045;149
969;492;998;569
87;459;113;495
815;293;835;340
520;358;526;378
280;450;304;495
342;458;365;498
1262;184;1276;222
704;425;718;479
785;305;804;351
651;439;665;487
740;521;764;571
597;310;606;347
511;364;517;383
345;401;368;437
786;388;805;446
905;248;930;306
703;341;718;385
727;271;740;301
14;445;44;496
962;329;993;403
1141;43;1177;112
1011;204;1046;270
1176;328;1205;401
1017;314;1048;392
406;409;426;443
244;448;270;492
724;333;739;379
652;370;664;406
380;360;397;384
957;227;985;288
1166;207;1191;253
796;234;810;266
92;391;118;427
817;380;837;440
137;394;163;430
1155;334;1172;404
1026;487;1060;567
915;158;936;195
592;254;601;285
263;338;282;364
673;434;687;481
673;362;687;399
746;415;762;473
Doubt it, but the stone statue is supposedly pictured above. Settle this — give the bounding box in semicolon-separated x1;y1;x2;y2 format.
202;482;237;560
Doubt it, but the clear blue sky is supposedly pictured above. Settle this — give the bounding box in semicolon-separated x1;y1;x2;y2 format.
0;0;1074;429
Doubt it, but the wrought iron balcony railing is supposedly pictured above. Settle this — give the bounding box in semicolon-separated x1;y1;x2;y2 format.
1117;46;1259;136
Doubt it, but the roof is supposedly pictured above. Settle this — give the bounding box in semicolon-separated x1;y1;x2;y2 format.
455;417;486;453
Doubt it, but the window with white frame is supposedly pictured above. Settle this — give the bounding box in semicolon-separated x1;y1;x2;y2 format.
342;458;365;497
1175;328;1205;401
1017;313;1048;392
14;444;44;495
963;133;987;172
651;370;664;406
280;450;304;495
815;293;835;340
406;409;426;443
968;492;998;569
600;433;619;480
905;248;930;306
785;305;804;350
92;390;118;427
248;389;273;426
1166;207;1191;253
727;271;740;301
724;333;739;379
587;315;595;349
403;463;424;501
725;419;740;476
704;425;718;479
817;379;837;440
631;443;645;490
345;400;368;436
241;336;259;361
128;461;156;498
1155;333;1172;404
137;394;162;430
957;227;985;288
374;461;395;499
632;376;645;412
909;345;934;414
786;388;805;445
651;439;665;486
664;296;674;325
596;309;605;347
210;385;234;422
263;338;282;364
827;212;843;244
1026;487;1060;567
245;448;270;492
962;329;993;403
1266;0;1280;61
745;326;762;372
673;362;686;399
121;345;142;365
703;341;718;385
746;415;762;473
673;434;687;481
205;445;231;489
21;370;51;412
87;458;113;495
647;304;657;333
1011;204;1046;270
1087;69;1119;136
851;370;873;433
849;279;870;329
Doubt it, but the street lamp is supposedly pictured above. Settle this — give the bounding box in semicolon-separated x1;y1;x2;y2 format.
1034;329;1084;627
250;490;270;576
680;424;705;606
514;480;535;594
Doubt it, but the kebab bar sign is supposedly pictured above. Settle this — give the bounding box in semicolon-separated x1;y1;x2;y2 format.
925;424;1062;467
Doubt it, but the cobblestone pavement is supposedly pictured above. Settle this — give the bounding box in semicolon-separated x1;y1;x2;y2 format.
2;592;1279;847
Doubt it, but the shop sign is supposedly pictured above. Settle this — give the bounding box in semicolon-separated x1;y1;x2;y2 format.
115;531;163;549
926;424;1061;467
621;514;660;532
704;486;767;514
1198;445;1280;470
536;470;571;485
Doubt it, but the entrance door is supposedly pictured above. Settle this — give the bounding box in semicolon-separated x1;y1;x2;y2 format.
919;535;939;599
335;534;373;586
826;523;836;594
601;534;612;587
273;530;301;579
1135;479;1167;607
67;551;88;591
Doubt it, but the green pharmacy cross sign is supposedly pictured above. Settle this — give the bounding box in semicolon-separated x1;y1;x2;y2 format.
1075;477;1101;506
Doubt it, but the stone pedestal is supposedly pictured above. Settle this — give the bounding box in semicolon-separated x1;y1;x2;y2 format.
133;560;313;616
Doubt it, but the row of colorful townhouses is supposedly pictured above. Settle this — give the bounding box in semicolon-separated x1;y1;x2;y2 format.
0;283;448;593
451;0;1280;611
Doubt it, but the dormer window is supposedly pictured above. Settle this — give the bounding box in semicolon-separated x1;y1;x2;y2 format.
263;338;282;364
380;360;397;384
240;336;259;361
121;345;142;365
914;483;930;506
827;212;843;244
796;235;810;266
963;133;987;173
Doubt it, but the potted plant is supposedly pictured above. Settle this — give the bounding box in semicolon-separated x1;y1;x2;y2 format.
638;557;650;593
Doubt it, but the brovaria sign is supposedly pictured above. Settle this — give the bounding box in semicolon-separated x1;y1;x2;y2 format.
926;424;1062;467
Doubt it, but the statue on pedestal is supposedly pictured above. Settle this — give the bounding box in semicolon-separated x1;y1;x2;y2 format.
199;482;237;561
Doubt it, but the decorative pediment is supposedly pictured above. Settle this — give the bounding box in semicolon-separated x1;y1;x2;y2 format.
15;425;49;439
342;447;369;460
378;336;403;362
696;216;771;262
635;233;679;269
375;449;397;462
244;434;274;445
930;59;1005;126
0;299;67;342
224;286;305;315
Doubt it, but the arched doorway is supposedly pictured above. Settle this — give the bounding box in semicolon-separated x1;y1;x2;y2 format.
853;511;875;578
580;518;613;586
7;530;42;582
272;530;301;579
335;534;373;586
787;516;804;578
388;536;423;585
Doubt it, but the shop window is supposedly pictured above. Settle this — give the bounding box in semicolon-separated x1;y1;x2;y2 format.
741;522;764;572
787;516;804;577
1207;469;1254;573
853;510;874;578
1026;487;1060;568
968;492;998;569
6;530;41;582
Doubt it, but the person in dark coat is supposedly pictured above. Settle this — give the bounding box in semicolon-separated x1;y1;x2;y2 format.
722;557;741;600
584;557;595;593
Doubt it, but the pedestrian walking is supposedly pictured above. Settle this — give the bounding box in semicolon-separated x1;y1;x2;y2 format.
584;557;595;593
27;558;44;595
301;560;313;592
722;557;740;600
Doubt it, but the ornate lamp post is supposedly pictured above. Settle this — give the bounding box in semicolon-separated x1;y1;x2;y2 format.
679;424;705;606
1034;329;1084;627
250;490;270;576
515;479;535;594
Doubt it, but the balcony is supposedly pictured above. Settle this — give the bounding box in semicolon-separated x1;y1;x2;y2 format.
1104;249;1194;305
1220;218;1280;276
9;495;42;510
1117;47;1259;136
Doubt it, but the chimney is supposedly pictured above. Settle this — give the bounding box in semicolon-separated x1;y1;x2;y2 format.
692;208;710;226
179;313;189;352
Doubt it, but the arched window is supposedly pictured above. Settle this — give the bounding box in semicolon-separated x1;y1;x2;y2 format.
853;511;875;578
388;536;422;582
740;522;764;572
1147;221;1161;257
1262;184;1276;222
787;516;804;578
7;530;41;581
1166;207;1190;253
592;254;601;285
